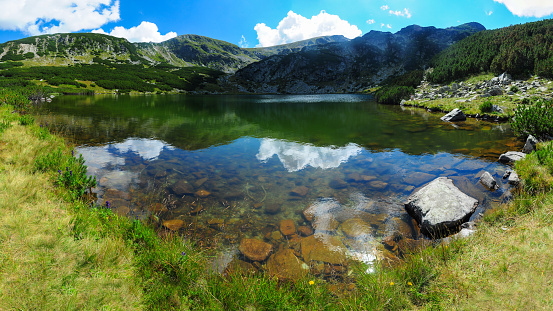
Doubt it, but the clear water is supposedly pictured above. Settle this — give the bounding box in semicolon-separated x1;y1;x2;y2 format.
35;94;524;261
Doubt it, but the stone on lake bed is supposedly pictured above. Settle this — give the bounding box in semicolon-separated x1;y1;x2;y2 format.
297;225;314;237
340;218;373;239
312;214;340;232
170;180;194;196
239;238;273;262
329;178;348;189
266;248;308;281
301;234;348;265
195;189;211;197
290;186;309;197
368;180;388;190
163;219;184;231
265;203;282;215
404;177;478;237
279;219;296;236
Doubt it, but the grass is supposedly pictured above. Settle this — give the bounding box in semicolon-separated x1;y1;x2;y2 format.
3;88;553;309
0;110;142;309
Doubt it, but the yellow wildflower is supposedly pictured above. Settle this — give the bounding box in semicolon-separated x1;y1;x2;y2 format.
390;282;394;286
407;282;413;286
309;280;315;285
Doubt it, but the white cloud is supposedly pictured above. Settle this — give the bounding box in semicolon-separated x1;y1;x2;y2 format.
254;10;362;47
381;23;392;29
92;21;176;43
381;5;389;10
494;0;553;17
389;8;412;18
487;10;494;15
0;0;120;35
387;24;392;29
367;19;375;24
239;35;249;48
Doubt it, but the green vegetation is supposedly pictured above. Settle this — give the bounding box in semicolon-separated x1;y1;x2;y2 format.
374;70;424;104
0;61;224;93
479;100;493;113
2;84;553;309
511;98;553;139
429;19;553;83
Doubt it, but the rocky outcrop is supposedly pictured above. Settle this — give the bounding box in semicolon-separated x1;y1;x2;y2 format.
404;177;479;237
522;135;538;154
413;72;553;109
440;108;466;122
499;151;526;164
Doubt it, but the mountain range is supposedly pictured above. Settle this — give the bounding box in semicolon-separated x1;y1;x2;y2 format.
0;22;487;93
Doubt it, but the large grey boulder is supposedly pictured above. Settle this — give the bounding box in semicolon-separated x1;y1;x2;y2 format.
522;135;538;154
404;177;478;237
499;151;526;164
440;108;466;122
488;86;504;96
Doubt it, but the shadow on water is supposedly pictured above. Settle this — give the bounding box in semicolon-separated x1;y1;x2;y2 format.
35;94;525;279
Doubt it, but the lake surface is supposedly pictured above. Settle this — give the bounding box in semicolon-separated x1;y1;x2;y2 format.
35;94;524;272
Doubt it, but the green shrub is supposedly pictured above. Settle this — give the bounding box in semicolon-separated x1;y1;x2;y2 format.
19;115;34;126
479;100;493;113
511;99;553;139
375;86;414;105
509;85;519;93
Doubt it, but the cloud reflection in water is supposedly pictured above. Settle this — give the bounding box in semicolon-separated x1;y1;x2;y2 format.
256;138;362;172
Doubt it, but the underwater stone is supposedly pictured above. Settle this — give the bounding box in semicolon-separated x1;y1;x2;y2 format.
239;238;273;262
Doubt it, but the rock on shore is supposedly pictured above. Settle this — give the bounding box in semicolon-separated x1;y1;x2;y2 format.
404;177;479;237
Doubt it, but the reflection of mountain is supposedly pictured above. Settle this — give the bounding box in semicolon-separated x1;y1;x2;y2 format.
257;139;361;172
37;94;521;157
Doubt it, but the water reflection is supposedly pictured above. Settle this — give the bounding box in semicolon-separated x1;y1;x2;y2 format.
34;94;526;280
256;139;362;172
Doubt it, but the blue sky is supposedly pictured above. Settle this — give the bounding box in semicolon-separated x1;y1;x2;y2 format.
0;0;551;47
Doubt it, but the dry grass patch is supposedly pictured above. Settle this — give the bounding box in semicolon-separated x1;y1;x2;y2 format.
0;121;142;310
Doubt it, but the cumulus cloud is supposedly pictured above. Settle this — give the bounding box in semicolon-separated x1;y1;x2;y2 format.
381;23;392;29
92;21;177;43
389;8;412;18
487;10;494;15
494;0;553;17
367;19;375;24
380;5;389;10
0;0;120;35
254;10;362;47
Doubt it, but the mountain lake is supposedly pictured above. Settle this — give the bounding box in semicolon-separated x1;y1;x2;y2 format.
34;94;525;277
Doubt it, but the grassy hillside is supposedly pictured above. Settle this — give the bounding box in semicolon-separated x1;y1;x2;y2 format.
429;19;553;83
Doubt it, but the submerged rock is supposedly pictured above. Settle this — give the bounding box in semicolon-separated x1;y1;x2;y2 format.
479;171;499;191
163;219;184;231
266;248;308;281
239;238;273;262
279;219;297;236
170;180;194;196
300;234;348;265
290;186;309;197
404;177;479;237
340;218;372;239
440;108;466;122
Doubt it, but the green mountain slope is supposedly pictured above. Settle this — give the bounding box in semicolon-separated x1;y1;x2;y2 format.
429;19;553;83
